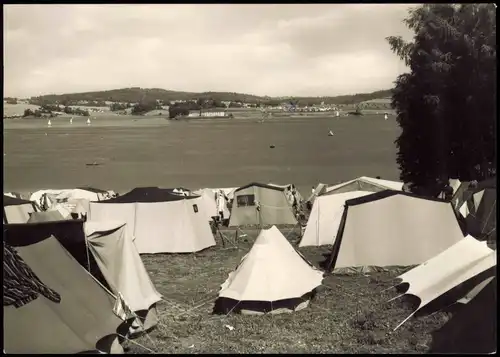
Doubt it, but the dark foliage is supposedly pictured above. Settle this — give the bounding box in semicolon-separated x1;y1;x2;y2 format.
387;4;496;190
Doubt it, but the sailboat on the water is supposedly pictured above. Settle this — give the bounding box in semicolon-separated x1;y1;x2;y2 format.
47;119;52;127
70;117;73;124
87;117;91;125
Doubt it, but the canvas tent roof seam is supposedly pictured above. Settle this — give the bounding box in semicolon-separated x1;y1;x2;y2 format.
344;189;449;207
235;182;286;193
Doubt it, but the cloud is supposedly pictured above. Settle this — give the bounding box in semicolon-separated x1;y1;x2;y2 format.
3;4;415;98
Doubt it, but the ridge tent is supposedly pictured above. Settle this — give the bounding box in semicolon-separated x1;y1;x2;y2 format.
4;219;162;337
299;191;373;247
229;183;298;227
89;187;216;254
3;238;124;354
325;191;465;274
429;277;497;354
84;220;163;336
214;225;324;315
324;176;403;196
391;236;496;329
3;195;38;224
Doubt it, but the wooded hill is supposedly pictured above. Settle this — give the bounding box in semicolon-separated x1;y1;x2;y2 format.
28;87;392;106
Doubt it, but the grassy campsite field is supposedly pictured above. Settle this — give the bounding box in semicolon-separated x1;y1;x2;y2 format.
126;227;449;354
3;114;400;197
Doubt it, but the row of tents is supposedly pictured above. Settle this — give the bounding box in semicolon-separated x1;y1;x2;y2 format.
3;176;496;353
4;182;305;254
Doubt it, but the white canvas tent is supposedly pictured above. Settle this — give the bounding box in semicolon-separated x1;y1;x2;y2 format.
30;188;115;211
325;176;403;195
215;225;323;315
3;236;124;354
391;236;496;329
193;188;230;220
3;195;38;224
89;187;216;254
84;221;163;335
299;191;373;247
325;191;465;274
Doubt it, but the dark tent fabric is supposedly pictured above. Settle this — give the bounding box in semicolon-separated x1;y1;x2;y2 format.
98;187;199;203
27;210;66;223
4;220;111;292
3;195;35;207
430;277;497;354
476;177;497;190
213;291;317;315
3;237;124;354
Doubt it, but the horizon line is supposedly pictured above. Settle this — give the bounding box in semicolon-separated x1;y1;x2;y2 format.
4;86;393;100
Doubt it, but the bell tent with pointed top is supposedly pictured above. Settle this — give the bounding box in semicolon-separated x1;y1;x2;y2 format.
214;225;324;315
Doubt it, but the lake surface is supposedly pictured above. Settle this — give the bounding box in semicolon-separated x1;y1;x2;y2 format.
3;115;401;197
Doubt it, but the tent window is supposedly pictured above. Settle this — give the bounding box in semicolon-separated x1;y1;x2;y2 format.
237;194;255;207
193;204;199;213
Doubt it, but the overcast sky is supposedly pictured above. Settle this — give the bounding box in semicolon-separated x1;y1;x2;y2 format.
4;4;415;98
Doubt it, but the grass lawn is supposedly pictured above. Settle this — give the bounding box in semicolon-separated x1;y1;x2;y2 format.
126;227;449;354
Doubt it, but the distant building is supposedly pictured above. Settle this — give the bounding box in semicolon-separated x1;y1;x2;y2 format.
188;109;228;118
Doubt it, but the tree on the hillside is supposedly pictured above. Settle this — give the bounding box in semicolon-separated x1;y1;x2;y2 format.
131;101;158;115
387;4;496;191
168;104;190;119
23;109;34;117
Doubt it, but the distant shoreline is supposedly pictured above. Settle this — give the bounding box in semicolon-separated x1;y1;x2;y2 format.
6;110;396;122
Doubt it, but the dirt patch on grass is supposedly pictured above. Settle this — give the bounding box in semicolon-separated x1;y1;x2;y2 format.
125;227;448;353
